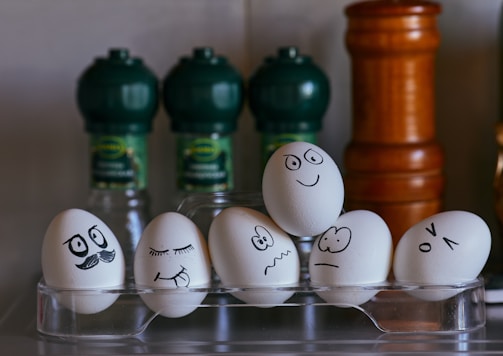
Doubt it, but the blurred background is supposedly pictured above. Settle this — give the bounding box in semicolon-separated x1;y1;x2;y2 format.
0;0;501;301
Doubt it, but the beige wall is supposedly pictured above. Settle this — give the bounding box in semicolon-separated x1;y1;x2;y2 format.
0;0;501;295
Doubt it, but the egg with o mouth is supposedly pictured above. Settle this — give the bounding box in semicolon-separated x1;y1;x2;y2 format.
393;210;491;301
262;141;344;237
134;212;211;318
309;210;392;306
209;207;300;306
41;208;125;314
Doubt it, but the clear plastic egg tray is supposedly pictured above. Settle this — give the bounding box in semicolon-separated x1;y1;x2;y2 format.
36;192;487;339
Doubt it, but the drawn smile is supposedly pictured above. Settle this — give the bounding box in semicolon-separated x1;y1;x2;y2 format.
296;174;320;187
314;263;339;268
264;250;292;275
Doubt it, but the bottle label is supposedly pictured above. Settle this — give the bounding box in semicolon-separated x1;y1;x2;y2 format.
177;136;233;192
90;134;147;190
262;132;317;166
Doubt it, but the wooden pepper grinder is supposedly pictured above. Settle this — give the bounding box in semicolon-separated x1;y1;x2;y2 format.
344;0;445;247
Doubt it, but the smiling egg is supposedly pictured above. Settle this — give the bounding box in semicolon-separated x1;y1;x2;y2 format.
393;210;491;300
262;141;344;237
41;208;125;314
309;210;392;305
134;212;211;318
208;207;300;306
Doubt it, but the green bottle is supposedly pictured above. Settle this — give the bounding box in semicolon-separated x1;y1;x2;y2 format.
249;46;330;167
162;47;243;196
77;48;158;279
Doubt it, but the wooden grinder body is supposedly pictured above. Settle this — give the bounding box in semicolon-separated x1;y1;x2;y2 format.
344;0;444;246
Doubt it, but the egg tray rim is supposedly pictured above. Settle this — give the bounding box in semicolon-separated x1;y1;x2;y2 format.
37;277;484;295
36;276;486;339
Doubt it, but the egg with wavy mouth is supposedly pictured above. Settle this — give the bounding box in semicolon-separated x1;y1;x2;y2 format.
262;141;344;237
41;208;125;314
134;212;211;318
209;207;300;306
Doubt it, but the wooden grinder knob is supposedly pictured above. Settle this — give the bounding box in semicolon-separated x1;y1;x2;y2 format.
344;0;445;246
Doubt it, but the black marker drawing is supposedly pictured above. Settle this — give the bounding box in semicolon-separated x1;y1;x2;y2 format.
303;148;323;165
442;237;459;250
264;250;292;276
283;148;324;187
425;222;436;237
419;222;460;253
419;242;431;253
297;175;320;187
284;154;302;171
318;226;351;253
75;250;116;270
149;244;195;256
314;262;339;268
64;234;88;257
251;225;274;251
174;244;195;255
149;247;169;256
154;265;190;287
63;225;115;270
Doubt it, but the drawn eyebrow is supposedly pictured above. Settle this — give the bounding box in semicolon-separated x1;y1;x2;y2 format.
173;244;195;255
149;247;169;256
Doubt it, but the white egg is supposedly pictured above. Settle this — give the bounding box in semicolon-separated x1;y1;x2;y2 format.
309;210;392;305
209;207;300;306
262;141;344;237
134;212;211;318
393;210;491;301
41;208;125;314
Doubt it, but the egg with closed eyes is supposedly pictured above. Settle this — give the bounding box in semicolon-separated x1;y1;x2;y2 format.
309;210;392;306
134;212;211;318
209;207;300;306
41;208;125;314
262;141;344;237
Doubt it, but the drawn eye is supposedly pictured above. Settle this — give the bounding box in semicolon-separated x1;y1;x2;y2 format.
88;225;108;248
318;226;351;253
174;244;195;255
63;234;89;258
284;154;301;171
304;149;323;165
252;225;274;251
149;247;169;256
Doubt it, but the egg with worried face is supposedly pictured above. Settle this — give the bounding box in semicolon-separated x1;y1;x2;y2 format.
309;210;392;306
393;210;491;301
209;207;300;306
262;141;344;237
41;208;125;314
134;212;211;318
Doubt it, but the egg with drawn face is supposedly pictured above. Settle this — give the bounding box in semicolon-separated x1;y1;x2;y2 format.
309;210;392;306
41;208;125;314
209;207;300;306
393;210;491;301
134;212;211;318
262;141;344;237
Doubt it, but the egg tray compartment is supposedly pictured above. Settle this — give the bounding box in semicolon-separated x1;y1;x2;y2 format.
36;277;486;339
